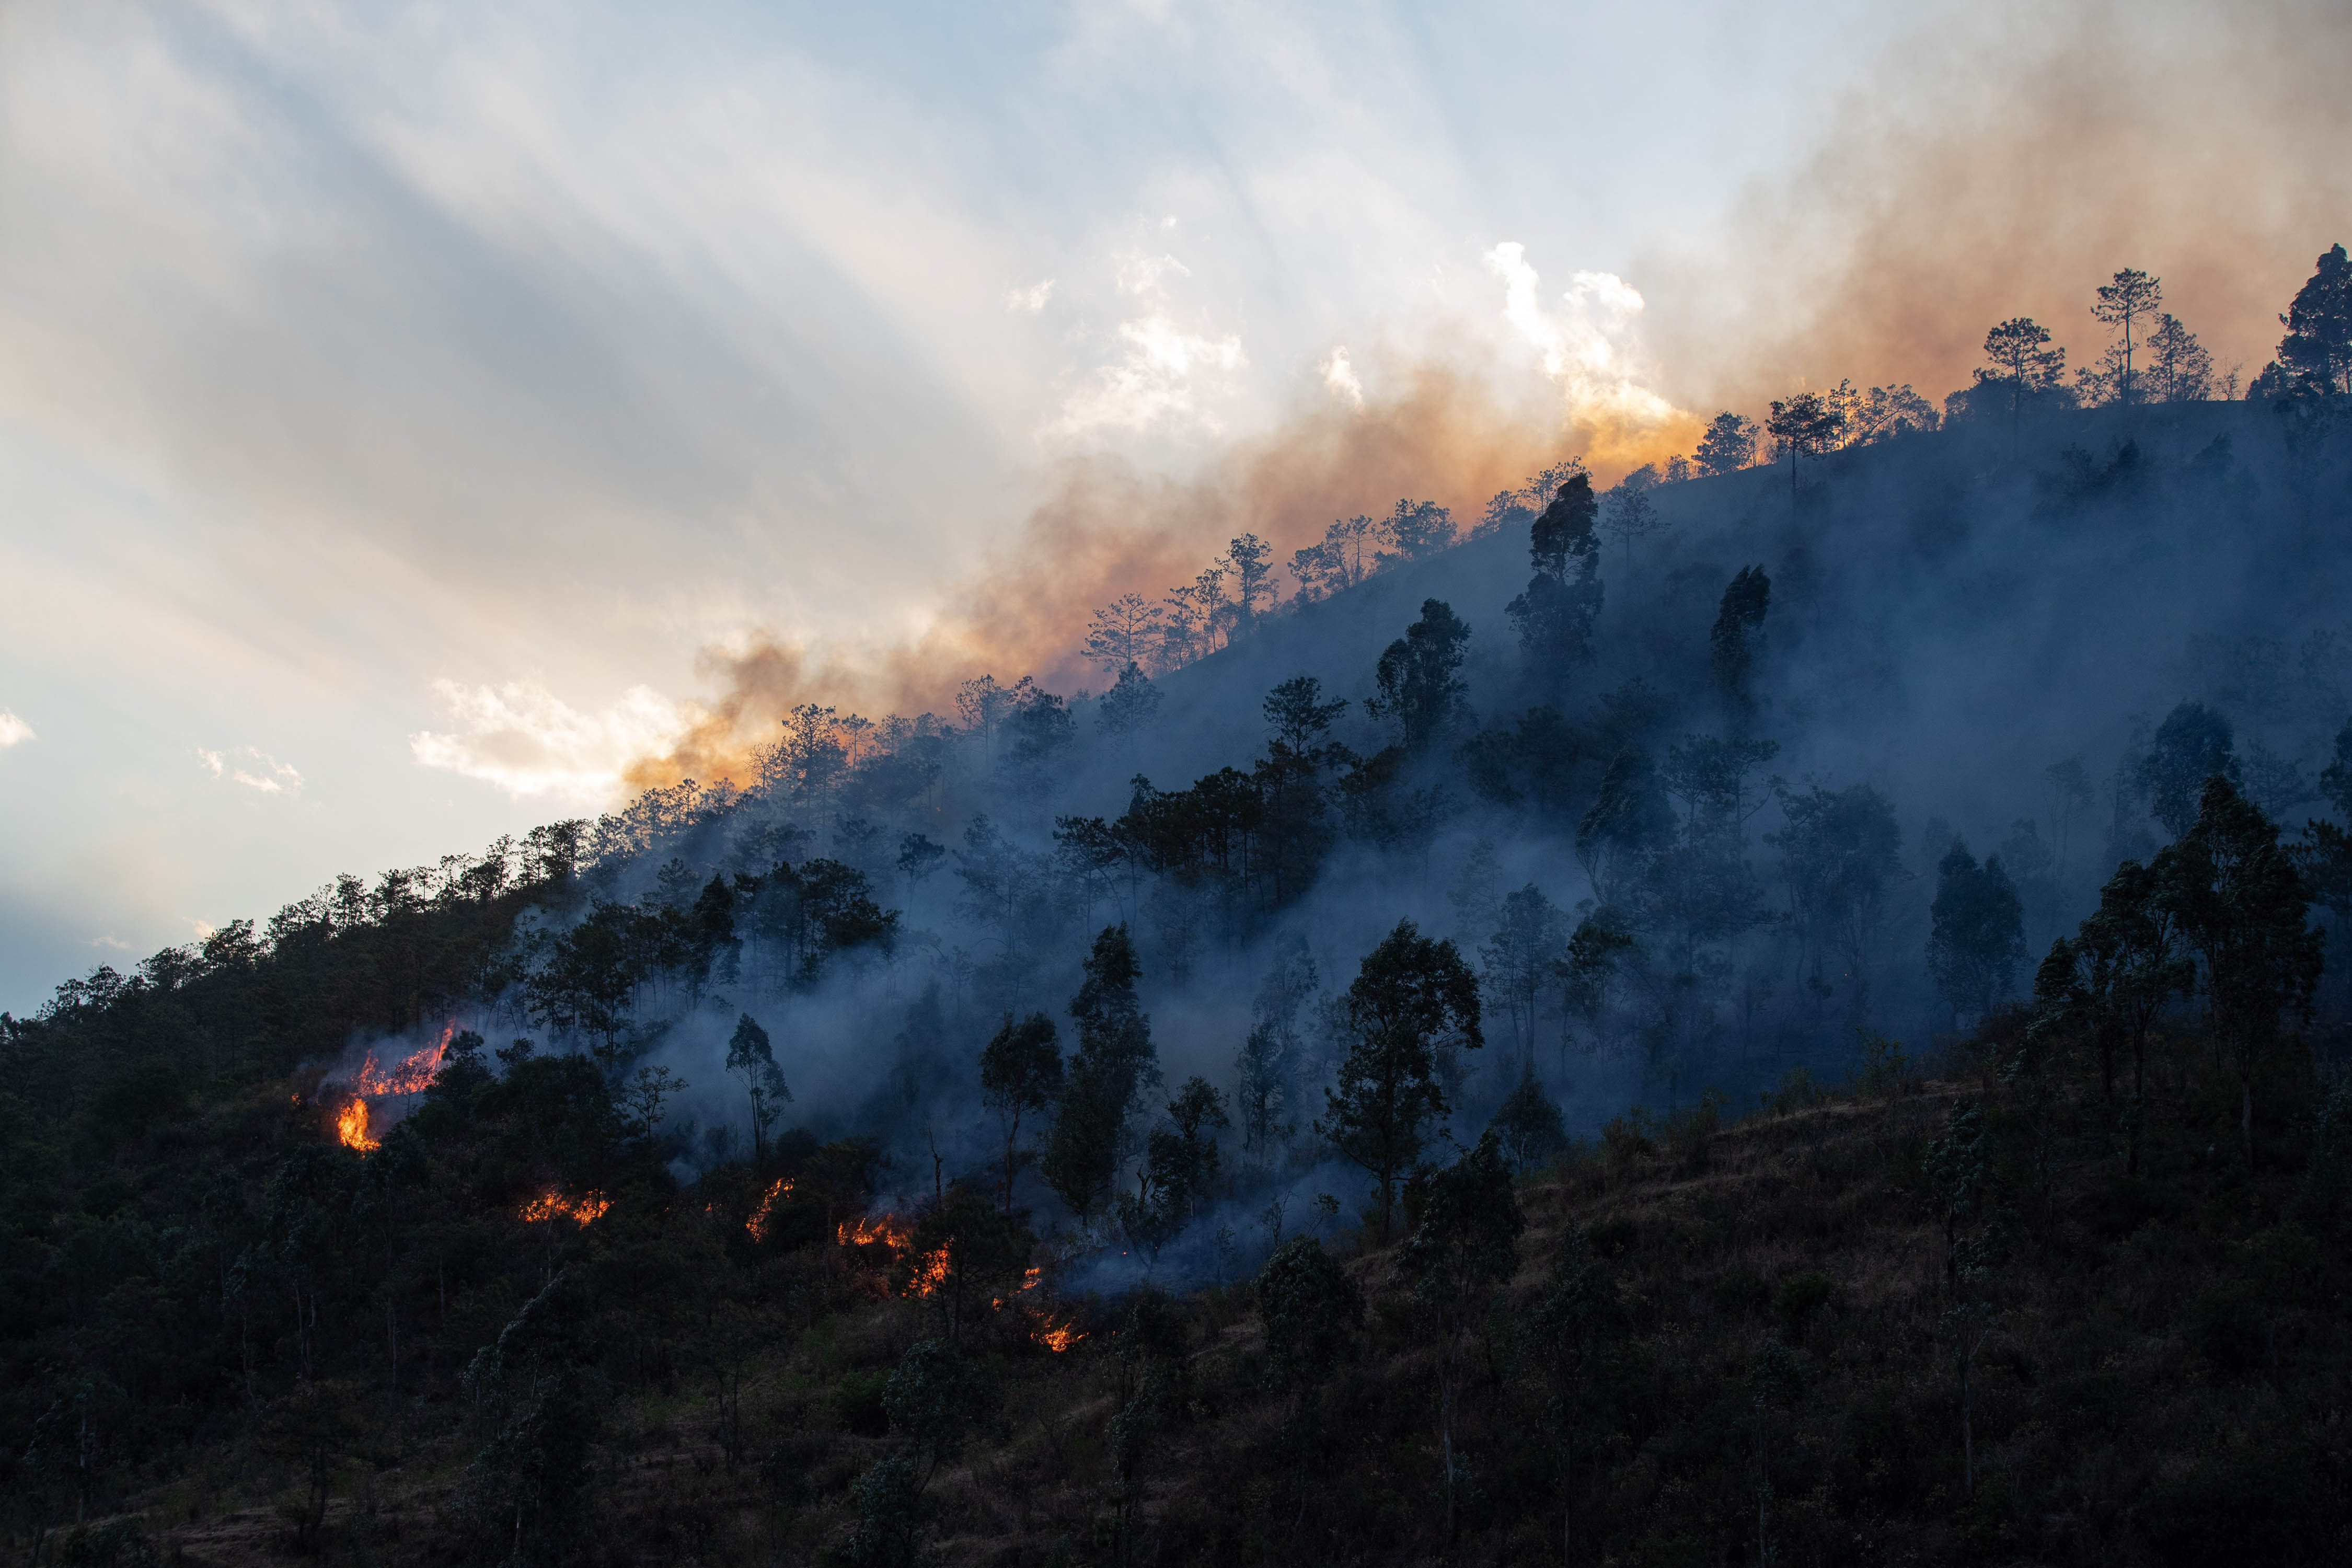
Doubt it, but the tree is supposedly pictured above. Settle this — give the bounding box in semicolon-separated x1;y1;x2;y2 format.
979;1013;1061;1216
1506;475;1605;690
2272;243;2352;396
1263;674;1348;752
1224;533;1277;633
1923;1100;2002;1291
1746;1338;1807;1563
780;702;844;803
1482;883;1568;1071
2161;776;2324;1166
724;1013;789;1165
1041;925;1161;1221
1120;1077;1230;1251
1925;839;2028;1029
2146;314;2214;402
1489;1068;1567;1171
1374;498;1455;569
1710;566;1771;718
2137;700;2240;838
2089;267;2163;406
1237;941;1317;1171
1693;410;1758;475
1096;662;1163;743
1254;1236;1363;1531
1317;919;1483;1241
262;1379;366;1554
1391;1131;1524;1548
1599;480;1665;568
1771;782;1907;1011
885;1336;995;1486
1367;598;1472;754
1084;593;1167;675
2042;858;2190;1166
1527;1229;1622;1566
1765;393;1844;496
1576;750;1673;907
462;1271;602;1568
1289;515;1377;602
1977;317;2068;452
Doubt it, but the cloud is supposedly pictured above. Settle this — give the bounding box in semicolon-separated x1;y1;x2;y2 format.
1484;243;1698;465
195;746;303;794
1320;347;1365;409
89;935;130;952
411;678;688;802
0;711;32;747
1004;279;1056;314
1050;316;1248;436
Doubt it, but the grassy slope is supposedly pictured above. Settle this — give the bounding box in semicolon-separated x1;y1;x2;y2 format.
122;1029;2350;1568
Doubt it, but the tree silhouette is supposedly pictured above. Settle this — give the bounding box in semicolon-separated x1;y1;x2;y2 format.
1391;1131;1523;1548
978;1012;1060;1215
1978;317;2068;451
2161;776;2323;1166
2273;243;2352;396
2090;267;2163;406
1693;411;1758;476
1368;599;1472;754
724;1013;789;1165
1317;919;1482;1241
1765;393;1844;496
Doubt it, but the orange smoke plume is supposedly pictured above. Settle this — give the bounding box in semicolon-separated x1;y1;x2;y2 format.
622;363;1678;793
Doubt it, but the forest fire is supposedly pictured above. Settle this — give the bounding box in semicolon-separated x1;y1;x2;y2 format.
746;1178;792;1243
836;1214;910;1249
1032;1313;1085;1353
520;1190;610;1225
336;1099;378;1153
330;1024;460;1155
906;1247;951;1298
352;1025;456;1097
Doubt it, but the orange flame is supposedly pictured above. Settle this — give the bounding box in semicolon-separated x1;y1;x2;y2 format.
520;1190;610;1225
353;1024;457;1099
837;1215;911;1250
907;1247;952;1298
747;1178;793;1243
1033;1313;1085;1353
337;1099;379;1153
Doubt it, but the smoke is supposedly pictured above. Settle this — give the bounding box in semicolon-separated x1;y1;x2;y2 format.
1647;0;2352;410
624;355;1694;791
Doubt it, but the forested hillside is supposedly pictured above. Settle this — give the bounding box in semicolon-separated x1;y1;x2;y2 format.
5;252;2352;1565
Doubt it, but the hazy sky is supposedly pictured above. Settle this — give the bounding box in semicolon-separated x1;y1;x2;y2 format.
1;0;2344;1011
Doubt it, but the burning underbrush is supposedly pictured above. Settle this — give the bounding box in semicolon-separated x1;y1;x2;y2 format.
325;1023;462;1152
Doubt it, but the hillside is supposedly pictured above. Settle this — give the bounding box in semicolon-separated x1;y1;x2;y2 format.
6;373;2352;1565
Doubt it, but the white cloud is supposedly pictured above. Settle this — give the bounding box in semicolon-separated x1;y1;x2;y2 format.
0;711;33;746
89;934;130;951
195;745;303;794
1483;241;1686;437
1050;316;1246;436
1320;345;1364;408
410;677;686;802
1004;279;1055;314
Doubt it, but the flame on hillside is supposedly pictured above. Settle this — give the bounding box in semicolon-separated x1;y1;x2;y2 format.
1032;1313;1085;1353
520;1190;610;1225
837;1215;912;1250
353;1025;456;1098
337;1099;378;1153
747;1178;792;1243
